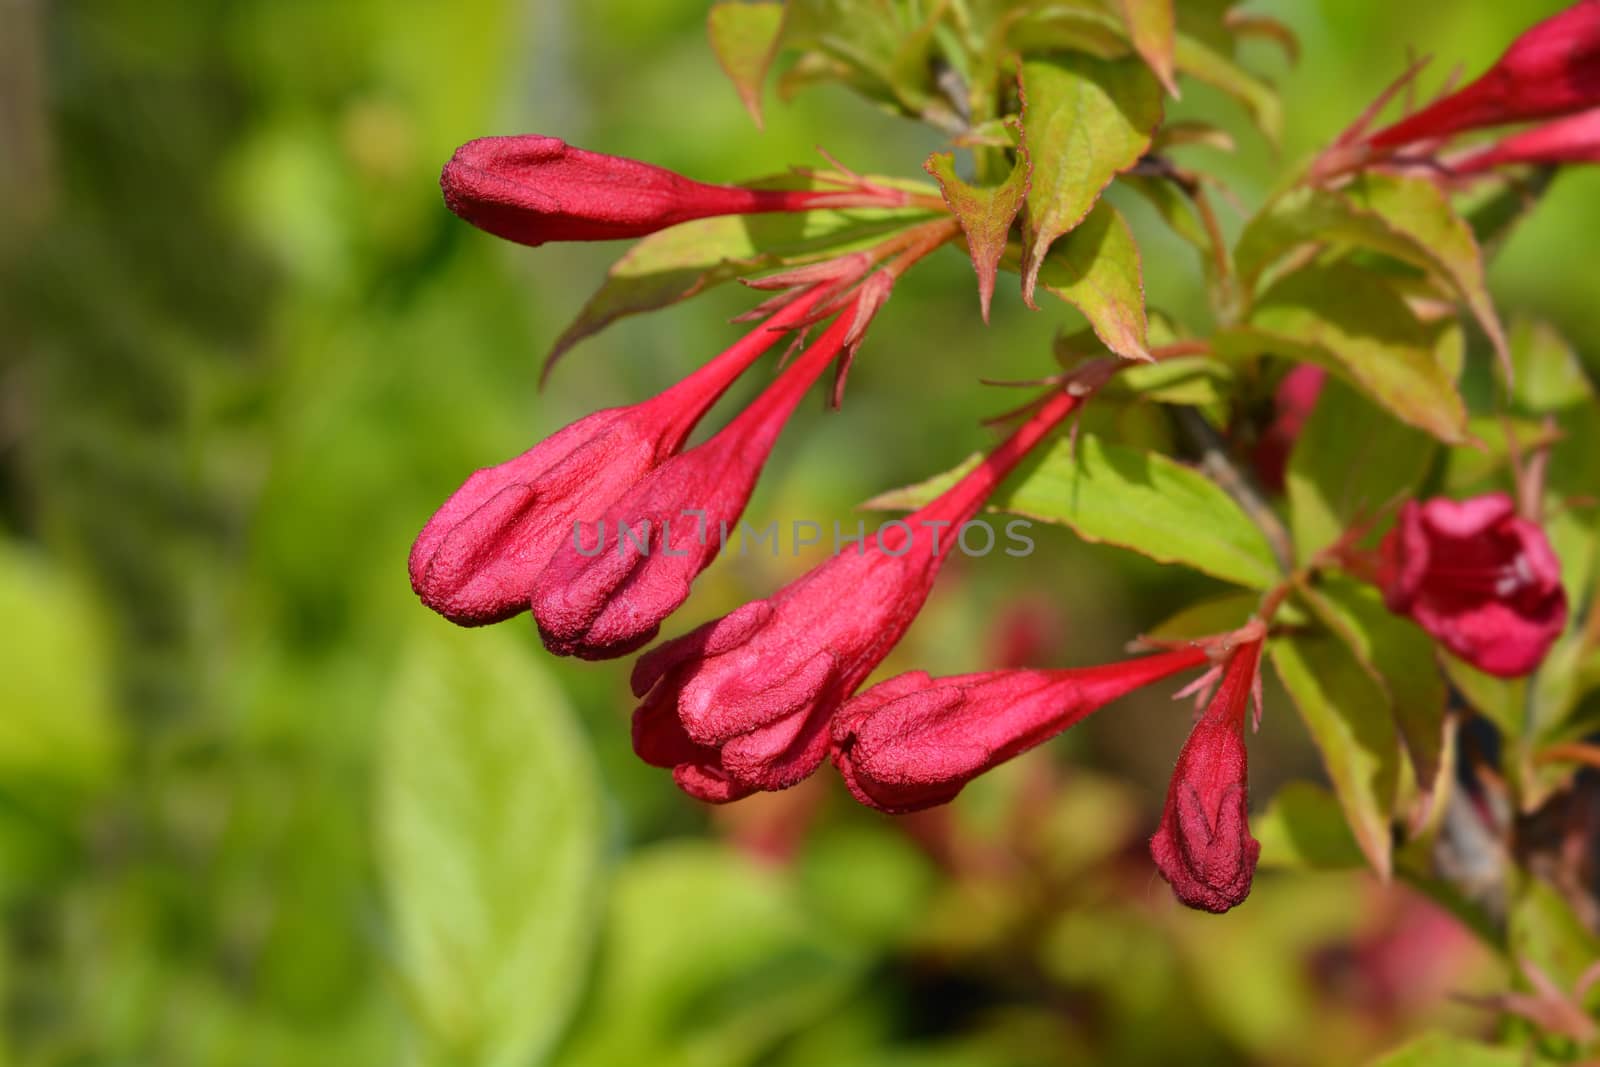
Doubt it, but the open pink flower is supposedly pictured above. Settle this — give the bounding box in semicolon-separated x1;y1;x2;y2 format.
1150;632;1265;914
532;275;893;660
1368;2;1600;150
1452;107;1600;173
1378;494;1567;678
441;135;909;247
408;287;825;625
831;647;1210;814
631;372;1114;803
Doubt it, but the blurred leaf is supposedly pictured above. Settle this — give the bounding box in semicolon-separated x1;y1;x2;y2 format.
556;842;858;1067
780;0;948;123
1271;632;1400;879
708;2;785;128
1111;355;1233;406
1173;33;1281;146
1285;377;1435;563
1003;6;1129;60
1442;655;1527;740
0;541;119;791
1509;316;1596;413
546;203;935;371
925;135;1030;323
1217;265;1470;443
1113;0;1178;96
1298;578;1447;792
1255;782;1365;870
866;435;1281;588
1223;11;1300;64
1467;168;1555;259
1368;1033;1554;1067
1018;55;1161;306
378;626;604;1067
1510;872;1600;992
798;824;937;948
1032;202;1151;360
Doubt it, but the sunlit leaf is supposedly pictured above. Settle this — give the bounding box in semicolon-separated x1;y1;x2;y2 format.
1271;632;1400;879
1216;265;1470;443
866;434;1281;589
707;2;785;128
1032;202;1151;361
379;626;604;1067
1018;55;1162;306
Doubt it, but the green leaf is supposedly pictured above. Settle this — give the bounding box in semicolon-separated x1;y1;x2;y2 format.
1343;173;1508;374
1018;55;1162;307
1442;654;1527;739
1368;1033;1554;1067
545;202;935;373
866;434;1281;589
1271;632;1401;879
1216;264;1470;443
1510;316;1596;413
780;0;950;125
925;133;1031;323
1002;6;1130;61
1032;201;1151;361
1298;578;1447;792
1114;0;1178;96
1146;591;1306;639
1111;354;1234;406
379;626;604;1067
1510;872;1600;991
555;843;857;1067
0;541;119;794
707;2;785;128
1173;33;1281;146
1255;782;1366;870
1285;377;1435;563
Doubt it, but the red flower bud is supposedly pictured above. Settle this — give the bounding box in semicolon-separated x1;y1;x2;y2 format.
1453;106;1600;173
441;135;909;247
408;288;826;625
630;371;1115;803
831;647;1210;814
532;277;892;660
1378;494;1567;677
1369;1;1600;150
1150;634;1264;914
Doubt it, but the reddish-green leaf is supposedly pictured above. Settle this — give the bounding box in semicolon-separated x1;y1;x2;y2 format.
1030;202;1151;361
1271;632;1401;879
925;130;1031;323
707;2;786;128
1114;0;1178;97
1018;55;1162;308
1216;265;1470;443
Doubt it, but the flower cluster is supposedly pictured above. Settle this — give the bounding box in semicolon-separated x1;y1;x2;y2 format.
1313;1;1600;180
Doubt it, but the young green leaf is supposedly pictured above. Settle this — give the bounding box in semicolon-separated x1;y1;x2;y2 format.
379;627;604;1067
707;1;786;128
1255;782;1366;870
1032;201;1151;361
1271;631;1401;879
1174;33;1282;146
925;129;1031;323
1217;264;1471;443
865;434;1281;589
1285;377;1435;563
1018;55;1162;307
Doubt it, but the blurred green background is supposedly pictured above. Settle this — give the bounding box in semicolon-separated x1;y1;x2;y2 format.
2;1;1596;1064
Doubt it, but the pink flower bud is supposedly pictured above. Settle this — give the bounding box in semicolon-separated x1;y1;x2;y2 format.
1369;2;1600;150
532;279;890;660
831;647;1210;814
441;135;908;247
1150;636;1264;914
630;373;1115;803
408;288;826;625
1378;494;1567;677
1452;106;1600;172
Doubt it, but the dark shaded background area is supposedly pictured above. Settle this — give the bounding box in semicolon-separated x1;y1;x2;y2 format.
1;1;1595;1064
